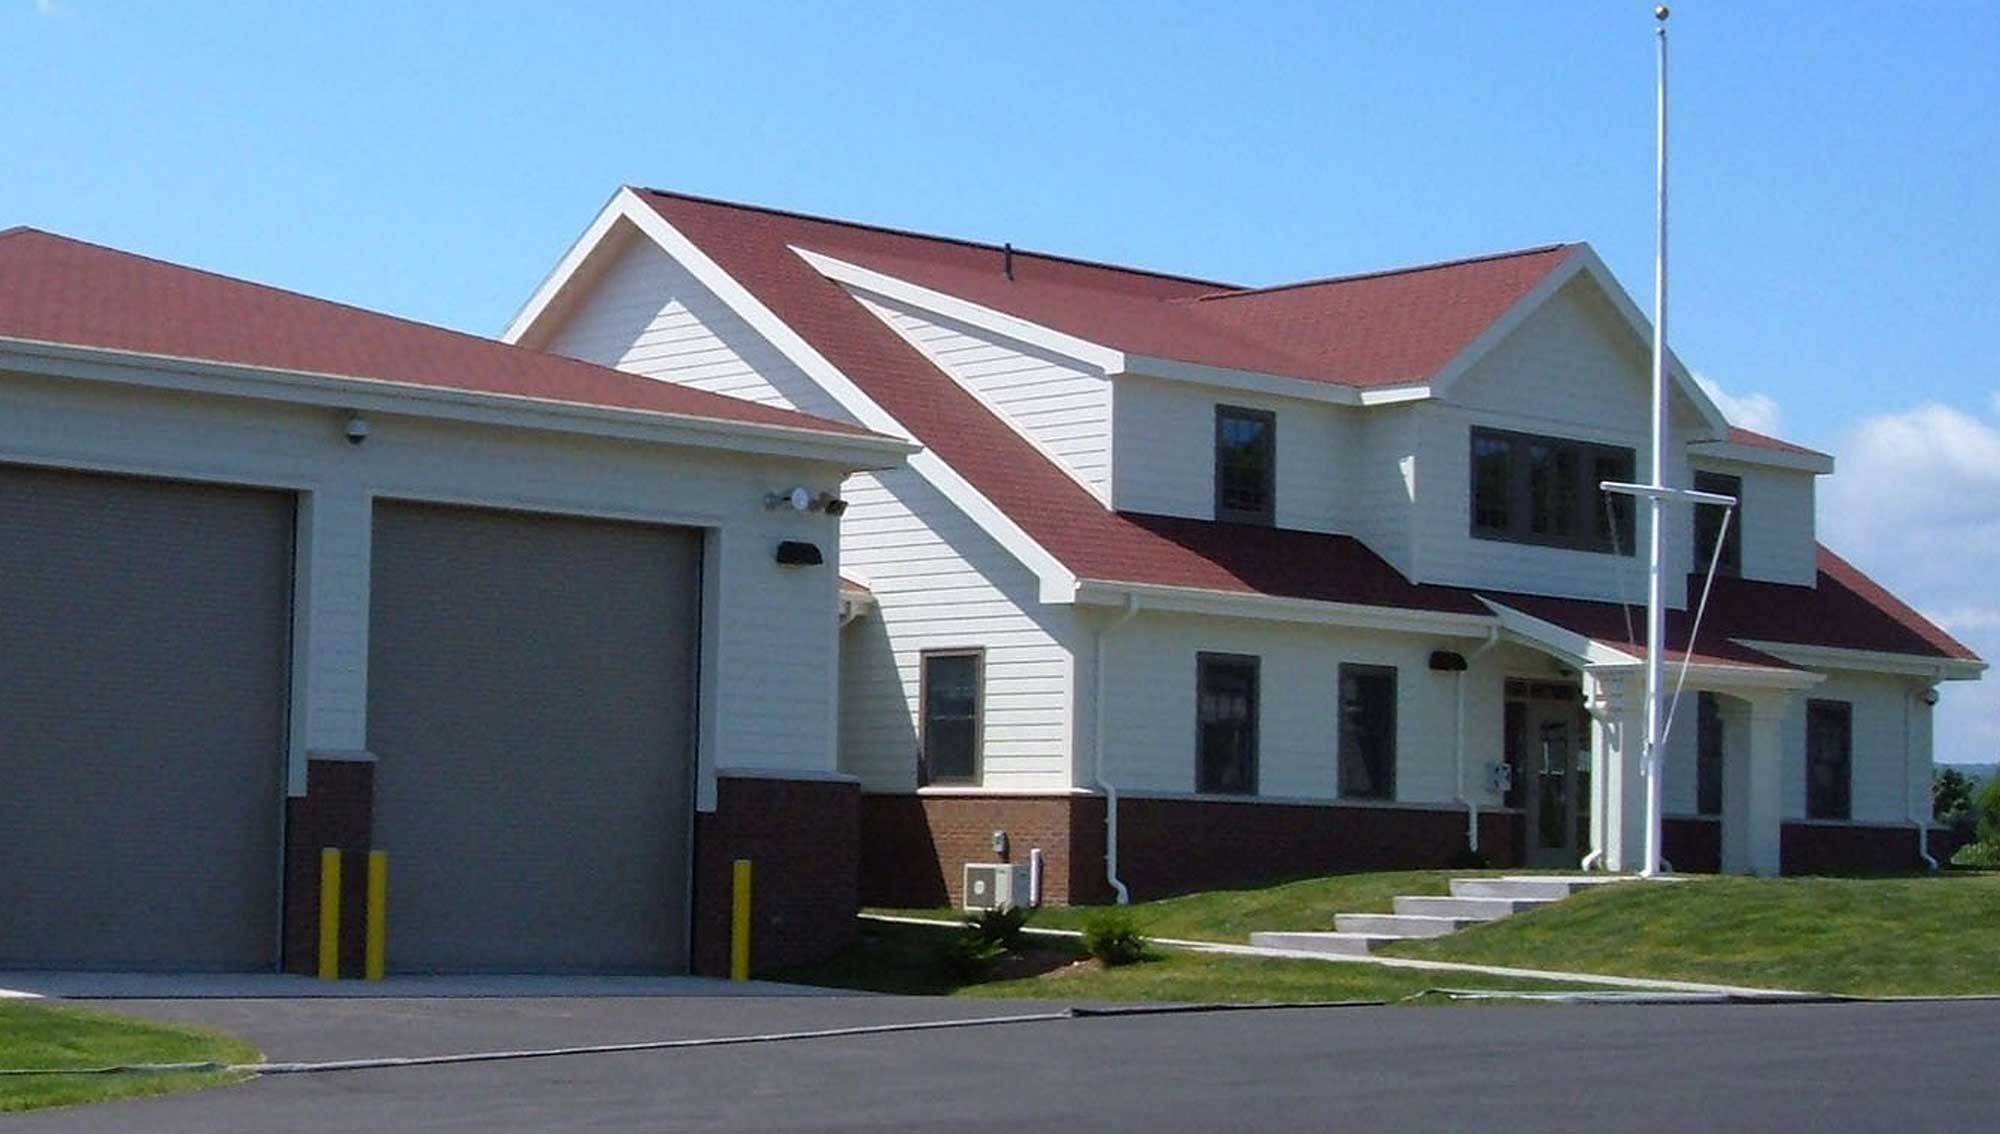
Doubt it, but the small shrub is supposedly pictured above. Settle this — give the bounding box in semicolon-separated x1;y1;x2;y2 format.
932;930;1006;983
1080;912;1148;967
1950;841;2000;869
964;906;1032;952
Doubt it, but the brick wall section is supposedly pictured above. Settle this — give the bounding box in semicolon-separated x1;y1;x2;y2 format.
1781;822;1955;874
281;758;374;976
860;793;1520;908
1663;818;1723;873
691;776;860;977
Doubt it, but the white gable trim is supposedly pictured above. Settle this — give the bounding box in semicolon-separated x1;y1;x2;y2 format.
1732;640;1985;682
1479;598;1640;668
1688;440;1835;475
1075;579;1496;637
504;188;1079;604
1427;245;1730;437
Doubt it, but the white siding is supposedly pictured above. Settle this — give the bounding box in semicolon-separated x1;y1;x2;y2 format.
839;466;1084;793
545;231;850;423
1350;402;1418;575
1110;372;1354;533
846;287;1112;499
1690;458;1819;587
0;368;848;811
1413;278;1711;605
1091;609;1508;806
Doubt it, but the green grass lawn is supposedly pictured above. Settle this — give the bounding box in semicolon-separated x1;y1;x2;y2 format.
1384;871;2000;997
876;868;1517;944
772;918;1594;1004
0;1002;259;1113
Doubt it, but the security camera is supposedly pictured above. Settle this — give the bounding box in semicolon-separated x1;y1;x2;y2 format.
345;413;370;445
819;493;849;517
1921;687;1941;707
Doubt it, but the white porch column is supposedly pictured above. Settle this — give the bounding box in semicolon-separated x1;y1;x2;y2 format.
1733;692;1793;877
1586;669;1646;872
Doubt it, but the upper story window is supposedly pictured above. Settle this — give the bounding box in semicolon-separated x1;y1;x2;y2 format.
1214;406;1276;525
1469;427;1635;554
1196;652;1259;795
1693;471;1742;576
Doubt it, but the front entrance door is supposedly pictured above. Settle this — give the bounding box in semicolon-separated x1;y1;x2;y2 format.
1509;681;1591;869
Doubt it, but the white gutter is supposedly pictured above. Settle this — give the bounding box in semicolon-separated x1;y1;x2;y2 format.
1454;628;1503;854
1092;594;1142;905
1909;680;1939;871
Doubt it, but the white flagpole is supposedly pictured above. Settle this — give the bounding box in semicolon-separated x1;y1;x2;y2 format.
1641;5;1671;878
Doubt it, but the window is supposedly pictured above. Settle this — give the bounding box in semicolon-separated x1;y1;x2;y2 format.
1214;406;1276;525
1338;665;1398;800
920;650;982;785
1468;427;1635;554
1693;471;1742;577
1696;692;1723;817
1806;700;1852;821
1196;653;1258;794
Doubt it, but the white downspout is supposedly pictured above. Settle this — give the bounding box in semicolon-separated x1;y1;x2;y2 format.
1909;682;1938;871
1579;677;1613;872
1093;594;1141;905
1455;628;1503;854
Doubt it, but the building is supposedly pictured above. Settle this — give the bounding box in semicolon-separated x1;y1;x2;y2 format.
511;188;1984;908
0;227;910;973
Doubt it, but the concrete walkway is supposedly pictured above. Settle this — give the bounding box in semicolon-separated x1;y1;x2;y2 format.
862;915;1815;998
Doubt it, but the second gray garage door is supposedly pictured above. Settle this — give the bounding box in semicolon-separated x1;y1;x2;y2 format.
367;500;700;973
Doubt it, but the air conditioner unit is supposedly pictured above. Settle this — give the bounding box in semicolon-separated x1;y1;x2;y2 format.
962;862;1033;911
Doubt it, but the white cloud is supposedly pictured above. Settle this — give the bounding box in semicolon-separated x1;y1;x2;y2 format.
1693;373;1783;435
1821;402;2000;761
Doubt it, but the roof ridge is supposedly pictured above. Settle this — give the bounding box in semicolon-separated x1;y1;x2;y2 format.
637;186;1237;289
1187;242;1579;302
6;226;593;368
0;225;36;242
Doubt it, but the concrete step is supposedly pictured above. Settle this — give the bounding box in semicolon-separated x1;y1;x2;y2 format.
1450;878;1594;901
1392;895;1554;920
1249;931;1395;957
1332;913;1479;938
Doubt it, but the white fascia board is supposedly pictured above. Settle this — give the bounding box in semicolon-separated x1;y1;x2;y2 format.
1357;384;1434;406
1583;656;1824;692
792;247;1126;375
1731;640;1986;682
1687;441;1835;476
501;186;632;347
1119;354;1367;407
1479;598;1639;668
0;337;915;470
1427;245;1731;437
1074;578;1497;637
507;191;1079;602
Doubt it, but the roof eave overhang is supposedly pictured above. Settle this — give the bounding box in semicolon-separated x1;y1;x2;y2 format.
1732;639;1986;682
1075;578;1495;637
1687;440;1836;475
0;336;916;470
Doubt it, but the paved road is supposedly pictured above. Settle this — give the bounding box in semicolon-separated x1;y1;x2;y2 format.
16;999;1995;1132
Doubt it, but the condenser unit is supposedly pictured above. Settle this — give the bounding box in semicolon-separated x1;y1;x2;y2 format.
962;862;1033;911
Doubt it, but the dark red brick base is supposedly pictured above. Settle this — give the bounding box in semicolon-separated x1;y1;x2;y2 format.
691;776;860;977
1662;817;1723;874
282;758;375;976
1782;822;1957;874
861;792;1524;908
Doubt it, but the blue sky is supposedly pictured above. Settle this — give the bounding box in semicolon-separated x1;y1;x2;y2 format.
9;1;1996;761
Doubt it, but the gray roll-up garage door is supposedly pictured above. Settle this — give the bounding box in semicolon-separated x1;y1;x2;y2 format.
367;500;699;973
0;464;293;970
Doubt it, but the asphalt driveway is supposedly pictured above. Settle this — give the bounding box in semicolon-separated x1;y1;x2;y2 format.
13;998;1995;1132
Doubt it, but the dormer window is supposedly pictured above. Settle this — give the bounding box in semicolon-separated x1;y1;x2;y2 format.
1692;471;1741;576
1215;406;1276;525
1470;427;1634;554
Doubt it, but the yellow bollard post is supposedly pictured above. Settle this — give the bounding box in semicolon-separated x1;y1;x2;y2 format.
365;851;388;981
317;848;341;981
730;858;752;982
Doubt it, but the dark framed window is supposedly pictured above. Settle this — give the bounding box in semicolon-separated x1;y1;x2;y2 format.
1469;427;1635;554
1693;471;1742;577
1338;664;1398;800
920;650;982;785
1196;653;1259;794
1806;699;1852;821
1696;692;1724;817
1214;406;1276;525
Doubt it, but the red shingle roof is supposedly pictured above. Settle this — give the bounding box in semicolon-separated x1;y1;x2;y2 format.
632;190;1975;665
0;227;872;437
1723;425;1833;461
